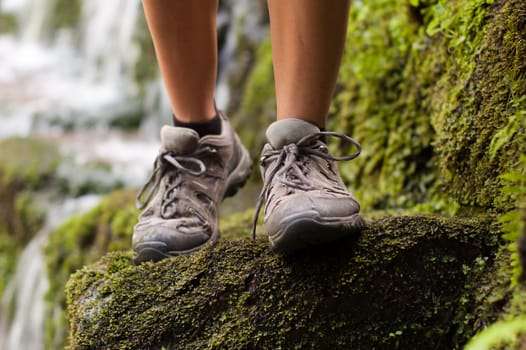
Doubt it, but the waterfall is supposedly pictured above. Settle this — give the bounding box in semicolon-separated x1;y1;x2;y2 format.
79;1;140;84
0;0;163;179
0;0;148;137
0;195;101;350
0;229;50;350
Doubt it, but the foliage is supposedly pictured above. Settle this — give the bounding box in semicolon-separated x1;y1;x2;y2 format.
499;155;526;285
332;0;525;213
464;316;526;350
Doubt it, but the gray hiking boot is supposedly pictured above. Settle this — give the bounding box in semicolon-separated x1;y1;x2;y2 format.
133;112;252;263
253;118;365;253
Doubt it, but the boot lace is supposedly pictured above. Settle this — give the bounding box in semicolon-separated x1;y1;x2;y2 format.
252;132;361;239
136;149;212;218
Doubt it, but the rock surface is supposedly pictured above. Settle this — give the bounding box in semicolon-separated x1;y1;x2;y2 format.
66;215;499;349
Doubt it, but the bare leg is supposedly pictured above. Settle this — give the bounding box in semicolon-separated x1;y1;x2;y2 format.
267;0;351;128
134;1;254;264
142;0;218;122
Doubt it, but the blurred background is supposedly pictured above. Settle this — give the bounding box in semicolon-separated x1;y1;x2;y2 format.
0;0;269;348
0;0;269;188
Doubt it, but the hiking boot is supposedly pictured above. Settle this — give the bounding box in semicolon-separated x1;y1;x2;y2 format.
253;118;365;253
133;112;252;263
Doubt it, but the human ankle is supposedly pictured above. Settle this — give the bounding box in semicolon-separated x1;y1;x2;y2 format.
172;113;222;138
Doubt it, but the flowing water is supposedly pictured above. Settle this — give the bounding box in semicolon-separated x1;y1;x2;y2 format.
1;0;146;135
0;0;267;348
0;195;101;350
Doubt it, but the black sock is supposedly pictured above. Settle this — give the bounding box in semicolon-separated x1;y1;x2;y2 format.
319;127;327;144
172;114;222;138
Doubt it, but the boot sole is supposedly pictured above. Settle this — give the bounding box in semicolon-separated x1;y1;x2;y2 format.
268;211;366;254
133;230;219;263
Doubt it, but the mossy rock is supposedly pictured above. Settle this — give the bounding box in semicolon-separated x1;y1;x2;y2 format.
44;189;138;350
43;189;258;349
332;0;525;212
66;215;502;349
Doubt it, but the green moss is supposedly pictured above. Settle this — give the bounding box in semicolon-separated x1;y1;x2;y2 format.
44;189;137;350
459;244;526;349
333;0;431;210
332;0;525;213
429;0;525;210
219;208;255;240
0;230;19;298
520;204;526;283
465;316;526;350
66;215;500;349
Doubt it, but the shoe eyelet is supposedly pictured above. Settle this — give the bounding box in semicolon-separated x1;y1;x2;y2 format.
141;209;154;218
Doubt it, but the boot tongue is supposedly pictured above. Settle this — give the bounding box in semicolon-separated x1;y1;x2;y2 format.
266;118;320;149
160;125;200;154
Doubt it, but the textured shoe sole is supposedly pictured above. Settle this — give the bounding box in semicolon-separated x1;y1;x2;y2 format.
133;145;252;264
133;234;218;264
268;211;366;254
